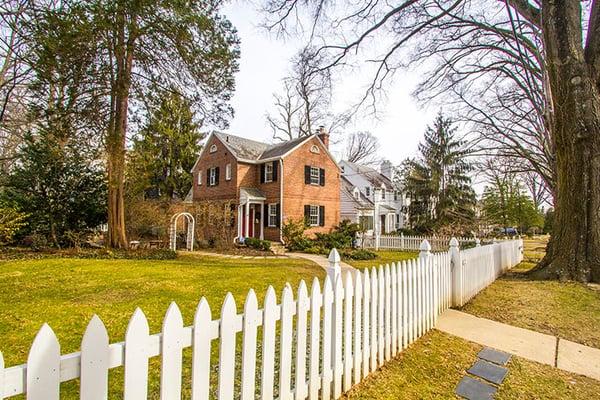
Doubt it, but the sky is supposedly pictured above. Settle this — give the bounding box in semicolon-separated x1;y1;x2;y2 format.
222;1;438;168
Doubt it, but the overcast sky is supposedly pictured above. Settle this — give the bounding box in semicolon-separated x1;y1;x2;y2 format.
222;1;438;168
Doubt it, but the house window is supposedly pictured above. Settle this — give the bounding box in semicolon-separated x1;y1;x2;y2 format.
359;216;374;231
365;187;371;197
197;171;202;185
268;204;278;227
381;189;386;200
209;144;217;153
264;163;274;182
341;166;345;174
209;167;217;186
225;163;231;181
353;188;360;199
309;205;319;226
310;167;320;185
394;191;399;201
310;145;320;154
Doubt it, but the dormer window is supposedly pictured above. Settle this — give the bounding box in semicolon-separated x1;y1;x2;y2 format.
209;144;217;153
353;188;360;199
310;145;320;154
365;187;371;197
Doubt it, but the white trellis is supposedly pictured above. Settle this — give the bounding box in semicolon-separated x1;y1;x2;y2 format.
169;212;195;251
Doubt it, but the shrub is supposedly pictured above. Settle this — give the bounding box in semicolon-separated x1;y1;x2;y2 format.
304;246;327;255
314;220;361;250
245;237;271;252
340;248;378;260
0;202;28;245
282;218;311;251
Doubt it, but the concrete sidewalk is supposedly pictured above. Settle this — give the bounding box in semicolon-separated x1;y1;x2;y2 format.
436;310;600;381
287;252;357;276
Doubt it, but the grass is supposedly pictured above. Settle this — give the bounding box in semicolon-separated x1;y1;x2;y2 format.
0;253;325;398
343;330;600;399
461;237;600;348
344;250;419;270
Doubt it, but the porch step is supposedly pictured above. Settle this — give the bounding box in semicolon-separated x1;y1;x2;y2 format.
270;241;287;255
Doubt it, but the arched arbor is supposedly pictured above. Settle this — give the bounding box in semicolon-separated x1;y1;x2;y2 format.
169;212;195;251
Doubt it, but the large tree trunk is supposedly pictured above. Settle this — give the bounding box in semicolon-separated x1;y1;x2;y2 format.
534;1;600;282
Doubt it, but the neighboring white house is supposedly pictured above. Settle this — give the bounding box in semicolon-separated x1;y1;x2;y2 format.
339;160;409;235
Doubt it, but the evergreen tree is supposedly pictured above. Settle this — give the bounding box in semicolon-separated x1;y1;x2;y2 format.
128;90;205;200
3;131;106;247
404;113;476;232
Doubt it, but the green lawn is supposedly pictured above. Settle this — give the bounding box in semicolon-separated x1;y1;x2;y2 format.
345;250;419;270
0;253;325;398
343;330;600;399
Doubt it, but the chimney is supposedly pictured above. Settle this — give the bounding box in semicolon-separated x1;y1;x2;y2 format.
380;160;394;180
317;126;330;149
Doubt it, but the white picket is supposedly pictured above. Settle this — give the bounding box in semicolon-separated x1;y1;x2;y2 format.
161;302;185;400
260;286;277;400
343;272;354;392
279;285;294;400
241;290;259;400
391;263;398;356
308;278;322;400
124;308;150;400
218;294;237;400
0;351;4;400
384;264;392;361
27;324;60;400
410;259;417;343
332;277;343;399
377;267;385;366
80;315;109;400
192;298;212;400
369;267;377;372
361;269;371;379
294;281;309;400
320;277;333;400
353;271;363;385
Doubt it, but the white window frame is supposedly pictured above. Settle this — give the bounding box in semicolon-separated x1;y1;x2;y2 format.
310;166;320;185
365;187;371;197
209;167;216;186
309;205;319;226
225;163;232;181
209;144;217;153
197;171;202;185
264;163;274;183
268;203;278;227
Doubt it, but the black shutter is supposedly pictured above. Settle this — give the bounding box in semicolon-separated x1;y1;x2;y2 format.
260;164;265;183
275;203;281;227
264;204;269;227
319;206;325;226
304;166;311;184
272;161;278;182
206;168;210;186
304;205;311;224
215;167;220;185
319;168;325;186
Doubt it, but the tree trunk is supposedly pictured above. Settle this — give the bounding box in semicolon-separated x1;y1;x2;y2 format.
533;1;600;282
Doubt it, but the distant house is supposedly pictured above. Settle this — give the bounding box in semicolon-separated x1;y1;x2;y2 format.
190;129;341;242
339;160;408;235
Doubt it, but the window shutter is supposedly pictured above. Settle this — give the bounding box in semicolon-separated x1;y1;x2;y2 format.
319;168;325;186
206;169;210;186
319;206;325;226
272;161;278;182
215;167;220;185
304;166;311;184
260;164;265;183
264;204;269;227
304;205;311;224
275;203;281;227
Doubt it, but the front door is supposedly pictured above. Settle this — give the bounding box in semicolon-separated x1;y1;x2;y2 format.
381;214;387;234
242;206;256;238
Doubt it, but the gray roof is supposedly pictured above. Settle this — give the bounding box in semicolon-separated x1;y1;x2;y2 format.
341;176;374;209
343;161;395;188
213;132;313;161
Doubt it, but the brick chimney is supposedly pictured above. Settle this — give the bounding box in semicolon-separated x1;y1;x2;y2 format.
317;126;330;149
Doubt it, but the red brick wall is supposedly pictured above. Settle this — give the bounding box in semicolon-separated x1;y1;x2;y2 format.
192;136;238;201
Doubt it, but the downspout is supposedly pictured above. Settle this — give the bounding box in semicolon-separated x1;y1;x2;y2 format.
279;158;284;243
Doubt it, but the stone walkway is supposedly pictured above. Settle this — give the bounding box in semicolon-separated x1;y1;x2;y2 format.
437;309;600;381
455;347;511;400
286;252;357;276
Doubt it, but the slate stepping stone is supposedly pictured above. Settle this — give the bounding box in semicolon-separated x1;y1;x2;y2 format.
478;348;511;366
468;360;509;385
455;376;497;400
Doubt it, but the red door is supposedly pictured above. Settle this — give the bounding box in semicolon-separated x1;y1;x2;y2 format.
242;207;255;237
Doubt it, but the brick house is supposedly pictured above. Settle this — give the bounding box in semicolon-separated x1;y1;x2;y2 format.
190;129;341;242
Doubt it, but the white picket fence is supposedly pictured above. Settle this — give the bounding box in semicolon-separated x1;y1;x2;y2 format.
0;239;522;399
357;233;477;252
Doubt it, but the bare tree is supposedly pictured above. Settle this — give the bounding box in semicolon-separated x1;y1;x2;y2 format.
267;46;351;141
262;0;600;283
344;131;380;165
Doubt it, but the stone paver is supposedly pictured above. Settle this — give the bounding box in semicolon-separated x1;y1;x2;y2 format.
468;360;509;385
455;376;497;400
557;339;600;381
478;348;511;366
437;309;556;366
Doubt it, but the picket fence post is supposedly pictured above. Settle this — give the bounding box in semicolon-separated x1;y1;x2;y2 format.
449;237;463;307
475;238;481;247
400;232;405;250
328;248;341;284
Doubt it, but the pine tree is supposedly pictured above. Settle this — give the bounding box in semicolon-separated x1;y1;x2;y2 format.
128;90;205;200
404;113;476;232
